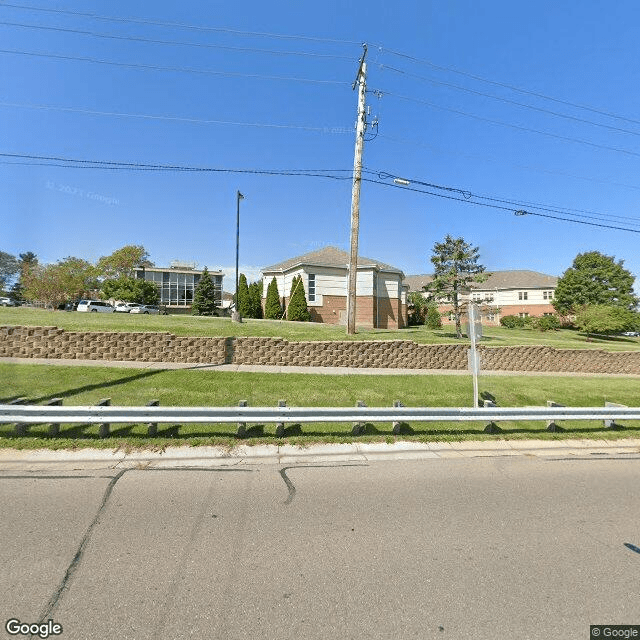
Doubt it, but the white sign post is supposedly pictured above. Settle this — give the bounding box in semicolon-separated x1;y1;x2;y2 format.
467;303;481;408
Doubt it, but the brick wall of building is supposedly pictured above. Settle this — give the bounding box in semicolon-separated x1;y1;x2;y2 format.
2;325;640;374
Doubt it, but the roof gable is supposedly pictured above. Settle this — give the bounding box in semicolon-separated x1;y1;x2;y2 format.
262;246;404;275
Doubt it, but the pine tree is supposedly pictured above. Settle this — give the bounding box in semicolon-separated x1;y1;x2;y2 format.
287;275;310;321
248;281;263;319
237;273;251;317
426;235;486;339
264;276;282;319
192;267;218;315
425;305;442;329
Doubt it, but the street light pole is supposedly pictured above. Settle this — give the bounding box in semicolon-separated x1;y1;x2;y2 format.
232;190;244;323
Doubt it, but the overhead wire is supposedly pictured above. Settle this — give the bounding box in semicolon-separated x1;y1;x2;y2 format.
0;3;361;44
0;48;350;85
377;63;640;138
372;44;640;127
362;177;640;234
382;90;640;159
0;100;353;132
0;20;354;60
3;150;638;232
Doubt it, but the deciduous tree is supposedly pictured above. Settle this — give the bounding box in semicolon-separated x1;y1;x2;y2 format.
574;305;638;337
0;251;19;290
97;245;152;279
101;276;159;305
553;251;638;315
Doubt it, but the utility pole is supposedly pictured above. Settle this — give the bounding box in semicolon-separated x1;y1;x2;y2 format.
232;190;244;323
346;44;367;335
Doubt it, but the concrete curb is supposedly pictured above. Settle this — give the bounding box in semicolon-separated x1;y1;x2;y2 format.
0;439;639;470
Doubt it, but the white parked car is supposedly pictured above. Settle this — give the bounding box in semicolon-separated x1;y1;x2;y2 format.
114;303;141;313
0;297;17;306
76;300;115;313
130;304;164;315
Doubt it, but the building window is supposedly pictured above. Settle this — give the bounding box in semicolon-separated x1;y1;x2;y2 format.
471;293;483;302
484;313;495;322
308;274;316;302
543;290;554;300
518;291;528;301
519;312;529;318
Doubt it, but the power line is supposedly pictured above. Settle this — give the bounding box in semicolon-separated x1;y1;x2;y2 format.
378;132;640;194
0;100;353;132
365;175;640;234
0;48;350;85
383;90;640;159
377;63;640;138
373;45;640;128
0;3;361;45
0;20;354;60
0;152;357;178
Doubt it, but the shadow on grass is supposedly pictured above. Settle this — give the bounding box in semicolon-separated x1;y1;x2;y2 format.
6;369;166;404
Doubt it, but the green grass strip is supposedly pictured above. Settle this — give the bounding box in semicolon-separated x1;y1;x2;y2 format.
1;363;639;450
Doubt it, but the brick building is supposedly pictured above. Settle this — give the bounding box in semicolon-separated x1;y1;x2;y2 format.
404;270;558;325
261;246;408;329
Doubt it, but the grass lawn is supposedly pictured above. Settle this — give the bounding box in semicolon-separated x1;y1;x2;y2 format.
2;363;639;449
2;306;640;351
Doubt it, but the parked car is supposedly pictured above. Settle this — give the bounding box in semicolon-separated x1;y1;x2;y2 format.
622;331;640;337
130;304;165;315
114;302;141;313
76;300;115;313
0;297;17;306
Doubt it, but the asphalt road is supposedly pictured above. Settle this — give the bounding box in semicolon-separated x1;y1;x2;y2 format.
1;456;639;640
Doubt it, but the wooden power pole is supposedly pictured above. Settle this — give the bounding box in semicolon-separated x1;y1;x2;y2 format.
346;45;367;335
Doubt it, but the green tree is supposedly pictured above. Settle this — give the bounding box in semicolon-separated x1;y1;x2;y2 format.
264;276;282;319
426;235;487;338
0;251;19;291
22;257;99;308
11;252;38;302
407;291;428;325
248;281;263;319
101;276;160;305
237;273;251;317
287;275;310;321
192;267;219;315
97;245;152;279
553;251;638;315
425;305;443;329
574;305;638;337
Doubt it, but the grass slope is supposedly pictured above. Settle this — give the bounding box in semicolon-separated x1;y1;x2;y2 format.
1;307;640;350
2;363;639;449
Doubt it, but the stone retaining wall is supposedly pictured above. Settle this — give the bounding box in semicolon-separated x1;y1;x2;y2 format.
2;325;640;374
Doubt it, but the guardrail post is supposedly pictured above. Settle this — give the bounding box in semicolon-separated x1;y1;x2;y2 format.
275;400;287;437
46;398;63;437
146;400;159;436
10;398;28;436
392;401;408;435
546;401;565;432
97;398;111;438
483;399;501;433
236;400;248;438
604;401;626;430
352;400;366;436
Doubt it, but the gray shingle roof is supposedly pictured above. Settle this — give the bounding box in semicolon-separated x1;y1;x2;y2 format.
404;270;557;291
262;246;404;275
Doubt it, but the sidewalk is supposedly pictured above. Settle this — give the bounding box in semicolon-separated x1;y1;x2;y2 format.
3;357;640;377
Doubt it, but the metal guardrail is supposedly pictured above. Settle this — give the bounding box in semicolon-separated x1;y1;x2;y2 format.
2;404;640;424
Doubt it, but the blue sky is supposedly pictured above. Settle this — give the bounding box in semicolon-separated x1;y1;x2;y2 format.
2;0;640;293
